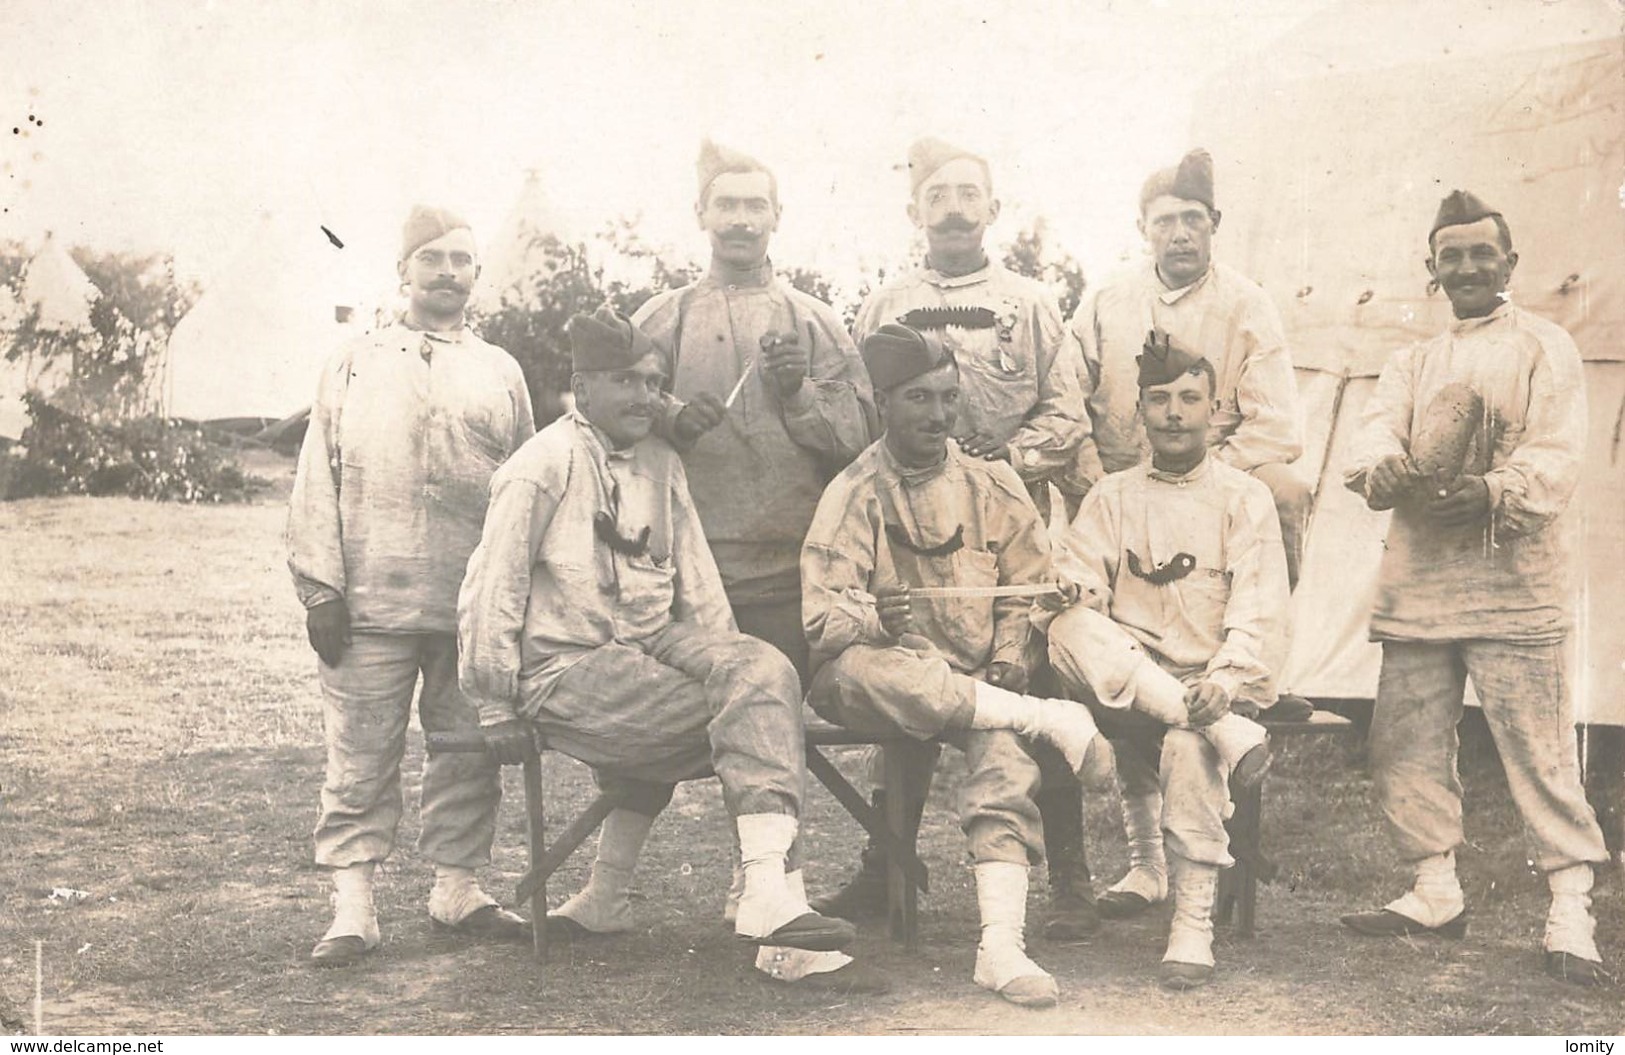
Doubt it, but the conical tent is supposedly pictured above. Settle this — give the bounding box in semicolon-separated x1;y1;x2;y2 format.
0;234;97;439
161;211;364;423
479;169;575;304
1194;0;1625;724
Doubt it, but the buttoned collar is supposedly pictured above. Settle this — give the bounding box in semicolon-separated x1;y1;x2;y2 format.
1147;451;1212;485
1448;299;1513;336
707;257;775;290
1153;261;1212;305
920;259;996;290
879;437;953;486
569;411;638;462
399;314;467;342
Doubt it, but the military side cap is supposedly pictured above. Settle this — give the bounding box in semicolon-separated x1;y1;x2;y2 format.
1140;148;1215;212
569;305;656;372
697;138;770;198
1136;328;1209;387
1431;189;1502;239
400;204;471;260
863;323;952;391
907;136;990;196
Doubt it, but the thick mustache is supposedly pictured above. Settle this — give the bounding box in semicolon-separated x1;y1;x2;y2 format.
427;280;469;292
930;216;977;234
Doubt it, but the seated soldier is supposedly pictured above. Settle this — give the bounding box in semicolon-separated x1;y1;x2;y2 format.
457;306;874;992
1043;329;1288;991
802;322;1114;1010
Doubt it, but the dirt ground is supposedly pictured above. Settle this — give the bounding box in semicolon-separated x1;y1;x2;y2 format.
1;478;1621;1036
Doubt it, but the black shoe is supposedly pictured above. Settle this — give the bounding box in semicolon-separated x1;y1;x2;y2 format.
1160;960;1214;990
808;865;888;921
542;914;620;943
1041;888;1100;942
743;910;857;953
1264;694;1315;723
1228;740;1273;797
431;904;532;942
1096;889;1158;920
309;935;375;967
1339;907;1467;939
1544;951;1612;987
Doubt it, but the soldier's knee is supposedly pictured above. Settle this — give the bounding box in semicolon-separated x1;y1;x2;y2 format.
732;634;802;699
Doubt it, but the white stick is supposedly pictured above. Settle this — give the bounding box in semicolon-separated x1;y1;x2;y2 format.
906;583;1061;599
724;357;754;409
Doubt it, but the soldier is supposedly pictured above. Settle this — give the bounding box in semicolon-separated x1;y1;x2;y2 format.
819;137;1096;940
288;205;535;966
1066;149;1312;923
802;323;1114;1007
1339;191;1610;986
1044;330;1285;989
458;307;882;994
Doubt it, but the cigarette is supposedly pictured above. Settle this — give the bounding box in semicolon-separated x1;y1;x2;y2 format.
724;357;754;409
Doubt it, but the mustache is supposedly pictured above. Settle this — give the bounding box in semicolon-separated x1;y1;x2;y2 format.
930;216;978;234
426;279;469;292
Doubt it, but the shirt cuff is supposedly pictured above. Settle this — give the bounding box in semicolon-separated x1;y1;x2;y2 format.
476;696;520;727
781;381;816;415
1204;667;1243;703
1482;471;1508;513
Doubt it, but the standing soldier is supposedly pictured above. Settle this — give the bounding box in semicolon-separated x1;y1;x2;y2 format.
288;205;535;966
820;137;1095;940
1067;149;1311;923
1339;191;1610;986
541;141;875;957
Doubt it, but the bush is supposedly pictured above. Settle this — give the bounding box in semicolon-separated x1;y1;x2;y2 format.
7;393;263;503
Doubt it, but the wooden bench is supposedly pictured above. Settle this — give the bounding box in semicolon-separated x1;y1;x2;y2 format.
1217;709;1357;938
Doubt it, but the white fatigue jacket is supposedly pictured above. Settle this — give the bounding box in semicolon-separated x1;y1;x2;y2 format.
854;261;1086;492
287;320;534;634
1069;261;1302;490
1046;455;1288;707
1344;302;1586;644
633;260;875;605
802;441;1051;676
457;413;735;726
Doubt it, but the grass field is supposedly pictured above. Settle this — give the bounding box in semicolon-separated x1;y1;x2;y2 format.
1;471;1621;1036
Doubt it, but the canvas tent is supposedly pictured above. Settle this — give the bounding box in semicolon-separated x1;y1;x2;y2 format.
161;211;364;423
479;168;575;305
1195;0;1625;725
0;233;98;440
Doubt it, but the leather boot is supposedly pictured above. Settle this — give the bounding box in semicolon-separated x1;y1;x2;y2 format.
1035;773;1098;941
809;789;926;920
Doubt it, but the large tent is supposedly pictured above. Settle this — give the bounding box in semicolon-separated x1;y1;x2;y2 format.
0;233;98;440
1195;0;1624;725
161;211;364;423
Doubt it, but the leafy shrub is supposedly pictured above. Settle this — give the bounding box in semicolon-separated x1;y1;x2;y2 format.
7;393;263;503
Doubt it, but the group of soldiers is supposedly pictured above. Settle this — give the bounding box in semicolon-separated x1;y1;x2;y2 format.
285;136;1613;1008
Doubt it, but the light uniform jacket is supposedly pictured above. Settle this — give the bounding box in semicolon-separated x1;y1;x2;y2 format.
287;321;534;634
457;413;734;726
802;441;1051;677
1069;261;1302;490
854;261;1086;494
1343;303;1586;644
1046;456;1289;708
632;261;875;606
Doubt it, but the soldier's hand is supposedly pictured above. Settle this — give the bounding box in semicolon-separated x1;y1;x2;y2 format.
306;598;352;667
875;583;915;639
1366;453;1418;510
482;719;534;766
1425;474;1491;527
959;431;1010;462
985;661;1029;694
1185;679;1232;727
673;393;725;443
760;329;808;400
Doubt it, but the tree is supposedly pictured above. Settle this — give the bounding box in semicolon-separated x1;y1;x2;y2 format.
1001;217;1087;319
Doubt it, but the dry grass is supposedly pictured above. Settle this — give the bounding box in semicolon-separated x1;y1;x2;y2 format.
0;481;1621;1036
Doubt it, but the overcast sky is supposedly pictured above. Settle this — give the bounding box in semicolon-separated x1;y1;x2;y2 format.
5;0;1345;297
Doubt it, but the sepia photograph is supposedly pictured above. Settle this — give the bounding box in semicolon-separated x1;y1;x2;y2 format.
1;0;1622;1040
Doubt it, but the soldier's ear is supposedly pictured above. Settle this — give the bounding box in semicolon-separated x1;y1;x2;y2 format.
1505;250;1518;274
1209;208;1222;232
1424;254;1439;280
986;198;1001;226
906;200;923;230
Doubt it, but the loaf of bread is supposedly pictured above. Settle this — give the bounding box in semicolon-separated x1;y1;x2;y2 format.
1413;382;1487;480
